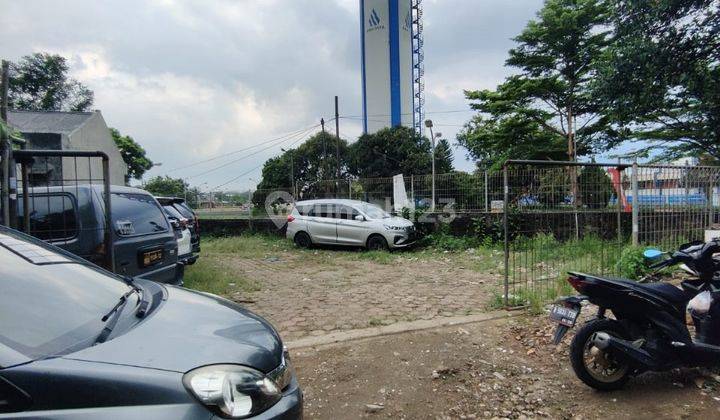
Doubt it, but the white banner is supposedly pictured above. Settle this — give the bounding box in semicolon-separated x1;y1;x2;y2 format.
392;173;410;211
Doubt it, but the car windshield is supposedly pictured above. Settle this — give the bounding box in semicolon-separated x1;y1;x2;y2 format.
360;203;390;219
111;193;169;236
173;202;195;220
163;204;184;220
0;227;131;361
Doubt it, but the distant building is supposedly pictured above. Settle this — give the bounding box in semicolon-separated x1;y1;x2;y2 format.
8;110;128;185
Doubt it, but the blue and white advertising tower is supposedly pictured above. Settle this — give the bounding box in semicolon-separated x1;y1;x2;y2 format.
360;0;424;134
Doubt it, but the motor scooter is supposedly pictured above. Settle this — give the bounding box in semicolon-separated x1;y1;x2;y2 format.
550;240;720;390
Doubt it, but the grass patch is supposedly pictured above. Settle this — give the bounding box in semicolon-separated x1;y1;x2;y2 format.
202;234;294;258
184;257;260;296
347;250;396;264
368;317;384;326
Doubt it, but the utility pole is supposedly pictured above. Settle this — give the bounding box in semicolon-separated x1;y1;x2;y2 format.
1;60;10;226
334;96;340;195
0;60;7;122
320;117;326;183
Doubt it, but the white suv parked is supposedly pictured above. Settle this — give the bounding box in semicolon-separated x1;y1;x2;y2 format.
286;199;416;250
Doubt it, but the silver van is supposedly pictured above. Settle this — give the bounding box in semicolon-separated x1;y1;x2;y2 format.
286;199;416;250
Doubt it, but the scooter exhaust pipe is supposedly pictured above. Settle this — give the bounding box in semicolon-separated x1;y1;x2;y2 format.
591;332;658;369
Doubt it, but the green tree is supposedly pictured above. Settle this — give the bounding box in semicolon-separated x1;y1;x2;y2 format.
578;165;614;209
346;126;453;204
458;0;611;169
434;138;454;174
144;176;187;199
252;131;350;206
595;0;720;161
8;53;94;111
0;120;24;145
347;126;452;178
110;128;153;183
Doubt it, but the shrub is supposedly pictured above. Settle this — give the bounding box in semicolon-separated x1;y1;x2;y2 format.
616;246;650;279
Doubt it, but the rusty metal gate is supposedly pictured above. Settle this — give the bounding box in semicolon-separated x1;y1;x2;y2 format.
2;149;114;270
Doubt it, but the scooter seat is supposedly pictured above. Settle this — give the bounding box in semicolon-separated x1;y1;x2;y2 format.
635;282;688;304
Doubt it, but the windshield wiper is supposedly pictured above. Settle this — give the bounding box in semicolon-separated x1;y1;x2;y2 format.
123;276;150;318
95;288;138;344
94;277;149;344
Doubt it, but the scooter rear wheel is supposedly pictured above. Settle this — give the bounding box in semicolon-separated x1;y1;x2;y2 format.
570;319;631;391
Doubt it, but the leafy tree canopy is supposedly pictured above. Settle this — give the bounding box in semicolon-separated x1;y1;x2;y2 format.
594;0;720;161
144;176;187;200
8;53;94;112
458;0;612;169
252;131;349;205
347;126;453;178
110;128;153;182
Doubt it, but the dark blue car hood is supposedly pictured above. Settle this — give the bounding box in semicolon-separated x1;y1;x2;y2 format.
64;286;283;374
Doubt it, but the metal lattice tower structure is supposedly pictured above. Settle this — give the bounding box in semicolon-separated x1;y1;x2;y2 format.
411;0;425;136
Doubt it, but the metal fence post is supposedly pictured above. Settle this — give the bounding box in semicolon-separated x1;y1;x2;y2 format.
616;167;622;243
102;156;115;271
631;162;639;246
20;161;30;233
484;169;489;213
503;164;509;307
348;179;352;199
410;174;414;207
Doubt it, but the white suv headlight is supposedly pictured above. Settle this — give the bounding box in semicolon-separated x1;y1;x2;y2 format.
183;364;282;418
383;224;404;231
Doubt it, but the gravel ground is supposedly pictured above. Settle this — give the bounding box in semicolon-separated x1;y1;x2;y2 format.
292;314;720;419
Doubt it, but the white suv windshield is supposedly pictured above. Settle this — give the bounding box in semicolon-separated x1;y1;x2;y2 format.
360;204;390;219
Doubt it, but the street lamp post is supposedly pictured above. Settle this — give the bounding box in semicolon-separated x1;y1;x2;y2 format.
424;120;441;212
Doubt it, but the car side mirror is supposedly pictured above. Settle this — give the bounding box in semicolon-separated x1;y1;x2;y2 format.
167;216;180;229
354;215;365;222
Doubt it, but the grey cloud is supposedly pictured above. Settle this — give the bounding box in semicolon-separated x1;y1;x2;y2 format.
1;0;543;189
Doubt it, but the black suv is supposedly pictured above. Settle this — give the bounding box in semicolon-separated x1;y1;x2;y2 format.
156;197;200;253
19;185;181;284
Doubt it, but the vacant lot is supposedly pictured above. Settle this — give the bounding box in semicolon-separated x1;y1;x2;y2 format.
185;235;504;341
185;234;720;419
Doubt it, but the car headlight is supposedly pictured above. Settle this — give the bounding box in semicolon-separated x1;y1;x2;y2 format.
383;224;404;231
183;364;282;418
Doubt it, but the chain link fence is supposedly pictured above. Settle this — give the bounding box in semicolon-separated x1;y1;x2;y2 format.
501;160;720;307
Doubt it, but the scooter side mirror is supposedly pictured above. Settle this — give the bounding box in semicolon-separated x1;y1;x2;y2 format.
643;249;664;260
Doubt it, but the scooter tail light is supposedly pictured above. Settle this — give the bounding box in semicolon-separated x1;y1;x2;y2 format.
567;275;586;292
287;215;295;223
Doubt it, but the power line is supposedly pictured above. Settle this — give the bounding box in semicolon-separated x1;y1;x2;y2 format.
210;128;317;191
186;125;318;180
165;122;324;173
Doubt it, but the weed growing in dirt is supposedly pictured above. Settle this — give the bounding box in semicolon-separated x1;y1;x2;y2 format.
184;257;260;296
368;317;384;326
349;250;396;264
616;245;651;279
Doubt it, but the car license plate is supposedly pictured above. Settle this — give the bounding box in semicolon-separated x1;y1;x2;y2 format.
549;305;579;327
141;249;163;267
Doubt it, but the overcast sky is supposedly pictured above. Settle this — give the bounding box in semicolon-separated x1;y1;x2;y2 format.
1;0;544;191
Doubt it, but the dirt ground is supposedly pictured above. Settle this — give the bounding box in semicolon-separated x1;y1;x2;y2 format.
292;314;720;419
189;238;720;419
